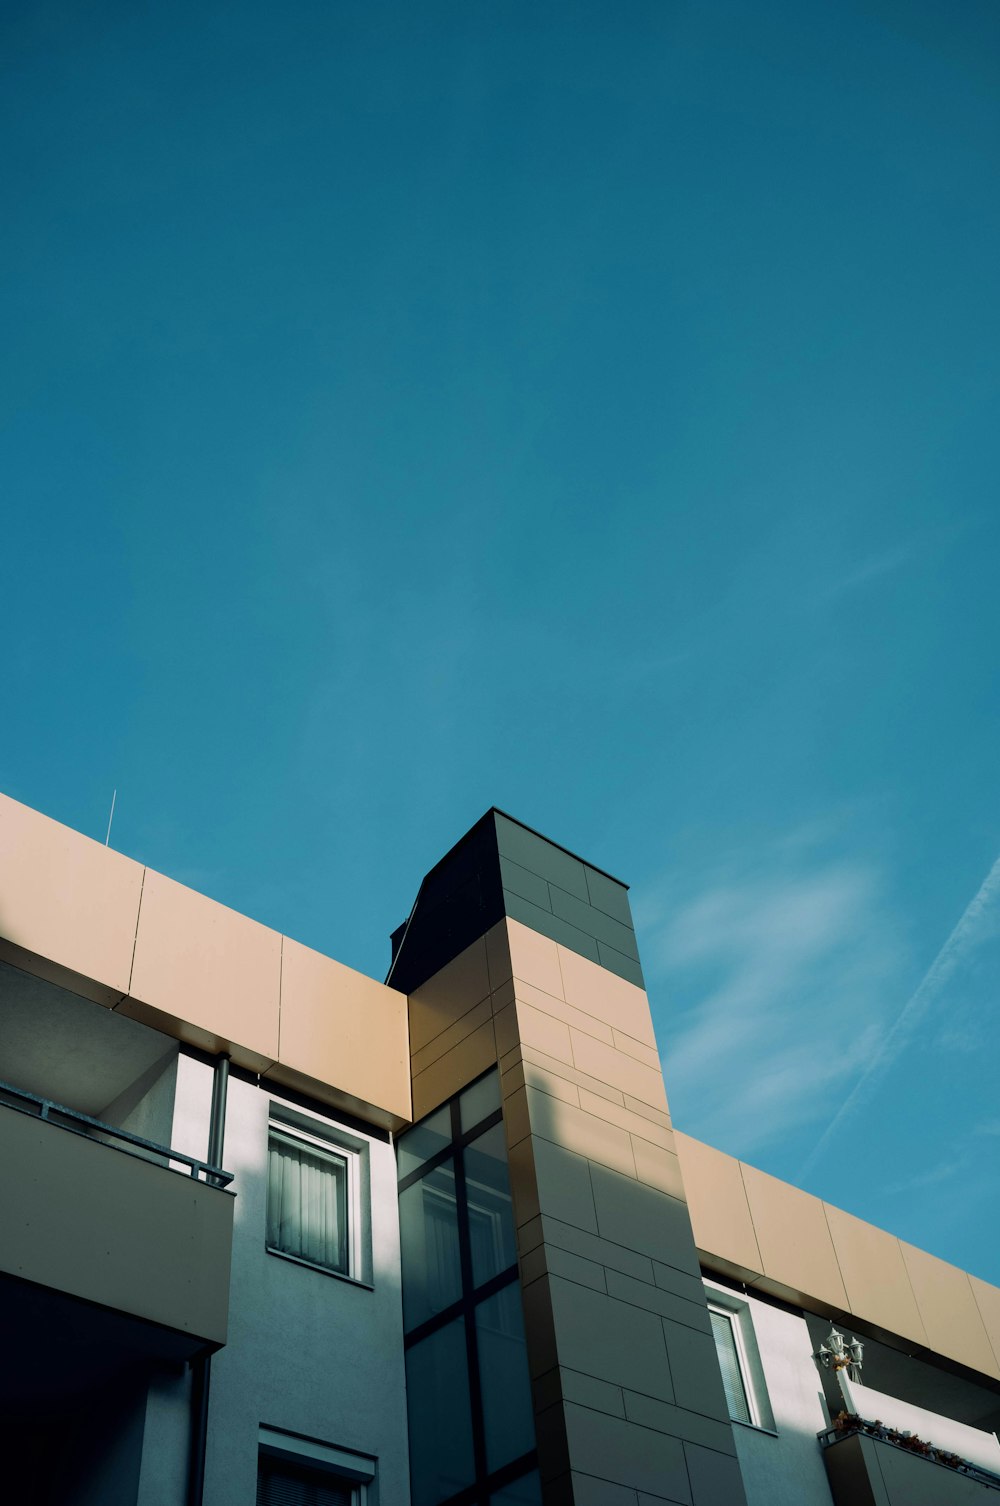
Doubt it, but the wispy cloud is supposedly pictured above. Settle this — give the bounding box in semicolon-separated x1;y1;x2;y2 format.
640;836;909;1156
800;851;1000;1176
880;1119;1000;1199
819;544;915;602
817;517;982;606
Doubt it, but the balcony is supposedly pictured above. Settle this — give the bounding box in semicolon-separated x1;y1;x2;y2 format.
821;1422;1000;1504
819;1367;1000;1506
0;1079;234;1400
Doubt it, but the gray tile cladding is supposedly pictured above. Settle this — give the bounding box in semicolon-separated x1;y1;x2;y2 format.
494;813;644;988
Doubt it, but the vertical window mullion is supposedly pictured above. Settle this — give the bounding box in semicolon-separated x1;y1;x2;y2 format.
452;1097;488;1493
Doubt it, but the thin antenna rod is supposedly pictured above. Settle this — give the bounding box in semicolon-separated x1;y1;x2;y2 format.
105;789;117;846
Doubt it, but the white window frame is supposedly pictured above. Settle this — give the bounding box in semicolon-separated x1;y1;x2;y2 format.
258;1424;376;1505
266;1105;371;1286
704;1279;776;1433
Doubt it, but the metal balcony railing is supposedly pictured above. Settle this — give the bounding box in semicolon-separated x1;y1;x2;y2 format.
0;1077;234;1187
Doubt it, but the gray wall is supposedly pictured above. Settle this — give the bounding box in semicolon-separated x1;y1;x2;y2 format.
140;1055;411;1505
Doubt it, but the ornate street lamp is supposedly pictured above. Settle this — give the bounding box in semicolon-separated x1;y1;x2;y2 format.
815;1324;864;1382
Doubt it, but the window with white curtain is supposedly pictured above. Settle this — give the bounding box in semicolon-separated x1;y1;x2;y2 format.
267;1123;354;1277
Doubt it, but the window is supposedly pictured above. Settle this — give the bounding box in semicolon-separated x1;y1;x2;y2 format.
397;1069;537;1506
257;1427;375;1506
266;1111;368;1282
705;1281;775;1432
710;1308;752;1425
256;1454;357;1506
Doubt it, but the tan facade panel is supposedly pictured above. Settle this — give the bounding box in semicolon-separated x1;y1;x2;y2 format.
570;1028;669;1112
632;1137;685;1199
506;917;565;999
578;1087;674;1149
272;937;410;1127
514;999;575;1065
556;939;658;1048
680;1133;1000;1380
970;1275;1000;1377
524;1082;637;1180
521;1042;625;1108
674;1132;762;1281
407;935;491;1054
514;976;615;1046
409;995;492;1079
124;868;281;1070
522;1058;583;1110
899;1242;1000;1380
410;1015;497;1120
0;792;144;1006
741;1163;848;1311
611;1027;661;1072
824;1205;927;1348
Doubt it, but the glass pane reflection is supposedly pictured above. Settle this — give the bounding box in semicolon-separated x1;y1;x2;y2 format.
464;1123;517;1288
397;1104;452;1181
406;1319;476;1506
399;1159;462;1331
491;1471;543;1505
476;1283;536;1473
459;1071;500;1133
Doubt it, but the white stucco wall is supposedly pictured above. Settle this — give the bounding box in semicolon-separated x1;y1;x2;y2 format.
139;1053;410;1506
705;1281;835;1506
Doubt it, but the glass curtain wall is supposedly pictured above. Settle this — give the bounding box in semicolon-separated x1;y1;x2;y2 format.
397;1070;540;1506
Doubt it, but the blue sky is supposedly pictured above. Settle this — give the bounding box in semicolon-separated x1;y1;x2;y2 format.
3;1;999;1282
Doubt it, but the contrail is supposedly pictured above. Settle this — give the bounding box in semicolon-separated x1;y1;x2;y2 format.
800;851;1000;1177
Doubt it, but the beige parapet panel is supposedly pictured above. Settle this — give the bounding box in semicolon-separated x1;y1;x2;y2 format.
970;1276;1000;1377
899;1241;999;1380
672;1132;762;1283
676;1132;1000;1384
0;793;411;1126
823;1204;929;1351
122;866;282;1072
0;791;144;1006
263;936;411;1131
740;1162;850;1313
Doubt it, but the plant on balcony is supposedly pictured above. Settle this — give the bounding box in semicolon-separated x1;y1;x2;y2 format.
832;1411;969;1473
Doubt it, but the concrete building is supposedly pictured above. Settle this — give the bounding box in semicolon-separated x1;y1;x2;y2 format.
1;791;999;1506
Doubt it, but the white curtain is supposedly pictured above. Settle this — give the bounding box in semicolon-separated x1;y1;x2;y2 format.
267;1133;347;1273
